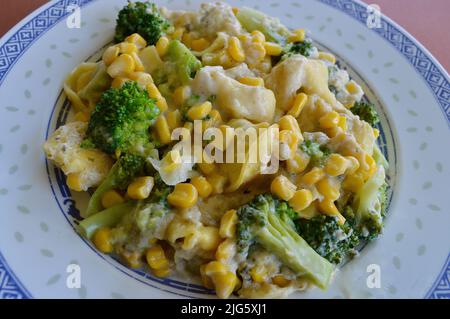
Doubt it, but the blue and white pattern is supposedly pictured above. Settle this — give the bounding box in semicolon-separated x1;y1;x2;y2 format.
0;252;31;298
426;255;450;299
0;0;448;298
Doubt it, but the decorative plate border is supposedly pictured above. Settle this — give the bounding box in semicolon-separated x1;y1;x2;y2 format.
0;0;448;298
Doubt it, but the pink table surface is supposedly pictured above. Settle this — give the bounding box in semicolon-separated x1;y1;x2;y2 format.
0;0;449;72
361;0;449;72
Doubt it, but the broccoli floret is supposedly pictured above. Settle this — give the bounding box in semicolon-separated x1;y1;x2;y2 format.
84;153;146;217
300;140;331;167
114;1;171;45
283;39;314;59
236;194;334;289
83;81;160;156
295;215;360;264
156;40;202;88
350;101;380;127
235;7;290;43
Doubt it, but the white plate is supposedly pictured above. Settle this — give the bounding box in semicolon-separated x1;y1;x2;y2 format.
0;0;449;299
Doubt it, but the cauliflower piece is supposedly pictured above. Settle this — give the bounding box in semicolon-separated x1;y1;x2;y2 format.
265;55;335;111
192;66;276;122
44;122;113;191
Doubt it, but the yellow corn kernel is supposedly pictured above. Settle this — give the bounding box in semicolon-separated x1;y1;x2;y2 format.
289;189;313;212
346;81;359;94
198;162;216;175
129;71;153;87
130;52;145;72
154;115;171;145
173;85;191;106
216;238;236;262
92;227;113;253
325;126;344;139
342;173;364;192
168;183;198;208
166;110;182;131
238;34;251;42
232;7;239;15
346;156;360;174
238;76;264;87
119;42;138;55
316;177;340;200
74;111;89;122
338;115;347;131
101;190;125;209
111;77;130;88
102;45;120;66
288;28;305;43
208;109;222;125
191;38;211;51
288;93;308;118
171;27;185;40
250;265;267;283
181;32;193;48
198;226;221;251
191;176;213;198
146;244;169;270
212;271;238;299
125;33;147;49
325;153;348;177
66;173;83;192
207;173;227;195
187;101;212;120
204;261;228;276
279;115;302;140
147;83;167;112
301;167;325;185
319;111;340;129
156;36;170;57
127;176;154;200
270;175;297;201
318;199;345;224
251;30;266;43
263;41;282;56
318;51;336;64
317;198;338;215
272;275;291;287
219;209;238;239
373;128;380;138
152;268;171;278
107;53;135;78
286;151;310;174
228;36;245;62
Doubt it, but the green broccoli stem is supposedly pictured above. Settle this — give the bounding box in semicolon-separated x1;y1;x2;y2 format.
84;154;145;217
79;201;136;239
236;7;290;43
256;213;334;289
